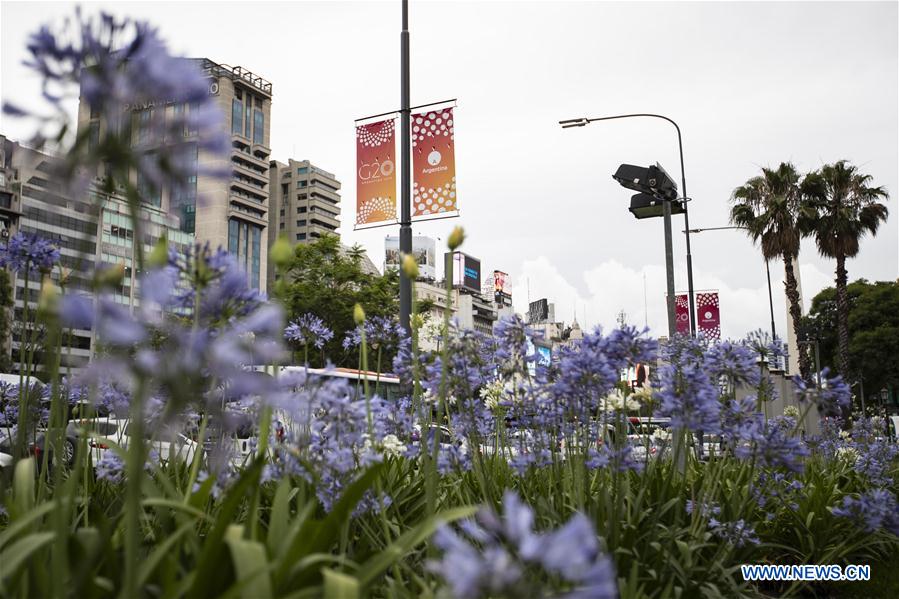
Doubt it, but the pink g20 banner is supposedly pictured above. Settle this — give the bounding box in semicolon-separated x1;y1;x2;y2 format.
674;294;691;336
696;292;721;339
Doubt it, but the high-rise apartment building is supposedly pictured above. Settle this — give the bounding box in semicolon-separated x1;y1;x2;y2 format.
267;159;341;284
75;58;272;292
0;135;192;372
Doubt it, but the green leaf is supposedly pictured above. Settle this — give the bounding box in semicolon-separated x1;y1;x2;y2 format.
225;525;274;599
186;459;264;599
322;568;359;599
267;478;296;555
137;520;196;588
13;457;35;514
356;505;477;588
0;531;55;581
275;464;383;590
0;500;55;550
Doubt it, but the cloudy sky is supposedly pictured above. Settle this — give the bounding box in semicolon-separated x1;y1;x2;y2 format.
2;0;897;339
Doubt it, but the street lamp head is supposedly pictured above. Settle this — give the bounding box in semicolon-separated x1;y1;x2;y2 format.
628;193;685;220
612;163;679;201
559;117;588;128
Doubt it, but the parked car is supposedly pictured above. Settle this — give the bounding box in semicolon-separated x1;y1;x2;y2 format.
0;429;77;468
66;418;202;466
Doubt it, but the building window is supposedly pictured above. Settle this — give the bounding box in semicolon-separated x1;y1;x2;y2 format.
297;167;308;174
297;206;307;213
241;221;249;270
253;110;264;144
231;99;243;135
188;102;199;136
137;163;161;207
244;95;252;140
228;219;239;255
296;219;306;227
296;233;306;241
279;222;284;229
137;109;152;145
296;181;307;189
251;225;261;289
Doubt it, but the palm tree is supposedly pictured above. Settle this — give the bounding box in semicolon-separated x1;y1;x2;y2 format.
730;162;812;381
801;160;889;379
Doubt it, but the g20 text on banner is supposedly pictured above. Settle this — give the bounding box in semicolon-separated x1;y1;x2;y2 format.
675;293;691;336
356;119;397;226
412;108;457;219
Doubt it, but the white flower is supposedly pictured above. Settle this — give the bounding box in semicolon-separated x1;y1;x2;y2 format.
836;446;859;465
631;383;655;403
601;389;641;412
652;428;670;443
839;430;852;441
381;434;407;458
783;406;800;419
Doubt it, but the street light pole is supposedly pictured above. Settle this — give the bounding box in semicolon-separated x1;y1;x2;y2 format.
662;199;677;338
560;113;696;337
398;0;412;334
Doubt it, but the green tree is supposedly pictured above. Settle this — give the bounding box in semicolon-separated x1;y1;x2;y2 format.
801;279;899;410
274;234;399;367
730;162;813;381
801;161;890;377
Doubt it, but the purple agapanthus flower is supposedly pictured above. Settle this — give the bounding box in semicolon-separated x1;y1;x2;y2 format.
428;490;617;599
832;489;899;536
0;232;60;272
793;368;851;418
285;313;334;350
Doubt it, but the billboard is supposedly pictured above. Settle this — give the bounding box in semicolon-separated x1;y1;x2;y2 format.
355;119;397;226
528;298;549;324
448;251;480;293
697;292;721;339
385;235;436;280
493;271;509;294
412;108;457;219
674;293;690;336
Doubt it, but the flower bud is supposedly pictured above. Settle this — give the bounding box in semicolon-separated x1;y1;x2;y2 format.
94;262;126;290
147;235;169;269
447;226;465;250
353;303;366;325
270;235;294;269
38;276;60;314
402;253;419;279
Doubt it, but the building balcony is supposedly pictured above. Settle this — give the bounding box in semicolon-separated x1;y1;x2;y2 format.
228;204;268;227
231;160;268;184
230;178;267;200
309;185;340;203
231;147;269;171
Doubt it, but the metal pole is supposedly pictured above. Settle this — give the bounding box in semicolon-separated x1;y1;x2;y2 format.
672;122;696;338
398;0;412;334
765;259;776;340
663;200;676;338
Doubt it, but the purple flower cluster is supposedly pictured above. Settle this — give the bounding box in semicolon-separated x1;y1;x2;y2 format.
5;10;229;196
793;368;851;418
832;489;899;536
285;313;334;350
429;491;617;599
95;451;126;484
0;232;60;273
658;336;720;433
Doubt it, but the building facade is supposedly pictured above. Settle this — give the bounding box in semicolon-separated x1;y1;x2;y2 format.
267;159;341;285
0;135;192;373
75;58;272;292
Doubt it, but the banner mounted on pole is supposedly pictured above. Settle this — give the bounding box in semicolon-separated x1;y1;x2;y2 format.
674;293;691;336
355;119;397;226
412;107;457;219
697;292;721;339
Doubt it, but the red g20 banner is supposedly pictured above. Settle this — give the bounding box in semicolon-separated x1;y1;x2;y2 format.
356;119;397;226
412;108;457;218
674;293;691;336
696;292;721;339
